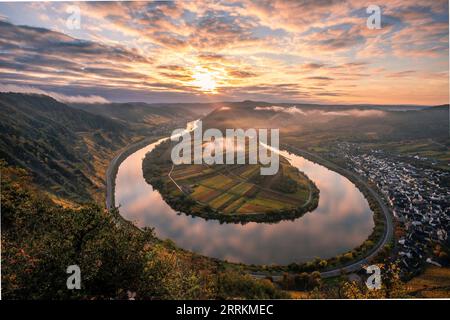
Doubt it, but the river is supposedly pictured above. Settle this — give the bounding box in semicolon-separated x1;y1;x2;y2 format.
114;121;374;265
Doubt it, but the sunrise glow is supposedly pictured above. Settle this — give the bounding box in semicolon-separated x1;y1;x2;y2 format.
0;1;448;104
191;67;218;94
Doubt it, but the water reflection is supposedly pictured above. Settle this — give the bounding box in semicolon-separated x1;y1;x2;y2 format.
115;139;374;265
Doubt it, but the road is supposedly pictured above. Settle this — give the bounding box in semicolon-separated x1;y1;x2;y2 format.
105;137;158;210
251;146;394;279
105;118;202;210
106;134;394;279
168;163;183;193
162;142;392;277
105;150;122;210
284;146;394;278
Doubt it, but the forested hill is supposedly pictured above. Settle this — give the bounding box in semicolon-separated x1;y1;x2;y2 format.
0;92;131;203
0;93;217;204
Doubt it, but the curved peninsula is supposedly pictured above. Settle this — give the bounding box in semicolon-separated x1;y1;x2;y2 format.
142;139;319;223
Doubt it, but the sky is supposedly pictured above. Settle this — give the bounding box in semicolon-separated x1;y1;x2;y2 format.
0;0;448;105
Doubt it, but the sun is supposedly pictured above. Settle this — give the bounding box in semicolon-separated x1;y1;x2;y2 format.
191;66;218;93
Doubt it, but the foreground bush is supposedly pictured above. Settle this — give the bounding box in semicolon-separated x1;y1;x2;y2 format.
1;161;286;300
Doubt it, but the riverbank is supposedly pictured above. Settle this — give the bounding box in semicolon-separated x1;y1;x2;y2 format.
106;134;393;278
153;189;319;224
281;144;394;277
105;136;161;210
142;141;321;224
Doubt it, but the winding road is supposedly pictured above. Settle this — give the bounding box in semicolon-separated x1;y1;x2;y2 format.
283;145;394;278
106;137;159;210
105;133;394;278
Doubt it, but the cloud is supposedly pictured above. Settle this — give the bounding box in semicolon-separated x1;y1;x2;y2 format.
0;84;109;103
306;76;334;81
0;0;448;105
254;106;306;115
255;105;385;118
0;20;198;96
302;63;326;70
386;70;417;78
322;109;385;117
228;70;257;78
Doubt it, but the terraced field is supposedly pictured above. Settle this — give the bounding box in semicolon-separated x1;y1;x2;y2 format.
142;139;319;222
175;157;314;212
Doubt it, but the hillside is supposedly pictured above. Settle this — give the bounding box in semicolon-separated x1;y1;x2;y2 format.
2;95;447;203
70;102;215;133
0;93;220;203
202;103;449;169
203;102;449;141
406;266;450;298
0;93;134;203
1;162;289;299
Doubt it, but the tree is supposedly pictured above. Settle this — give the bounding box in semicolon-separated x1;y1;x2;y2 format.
1;162;196;299
340;263;407;299
138;244;215;299
1;165;152;299
1;162;287;300
217;271;289;299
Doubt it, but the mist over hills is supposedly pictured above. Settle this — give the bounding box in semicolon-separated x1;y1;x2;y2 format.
202;101;449;143
197;100;438;111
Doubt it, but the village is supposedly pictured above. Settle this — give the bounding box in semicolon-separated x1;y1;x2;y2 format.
334;142;450;276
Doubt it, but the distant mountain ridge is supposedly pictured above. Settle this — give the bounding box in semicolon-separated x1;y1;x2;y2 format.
202;99;449;143
218;100;441;111
71;99;442;121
